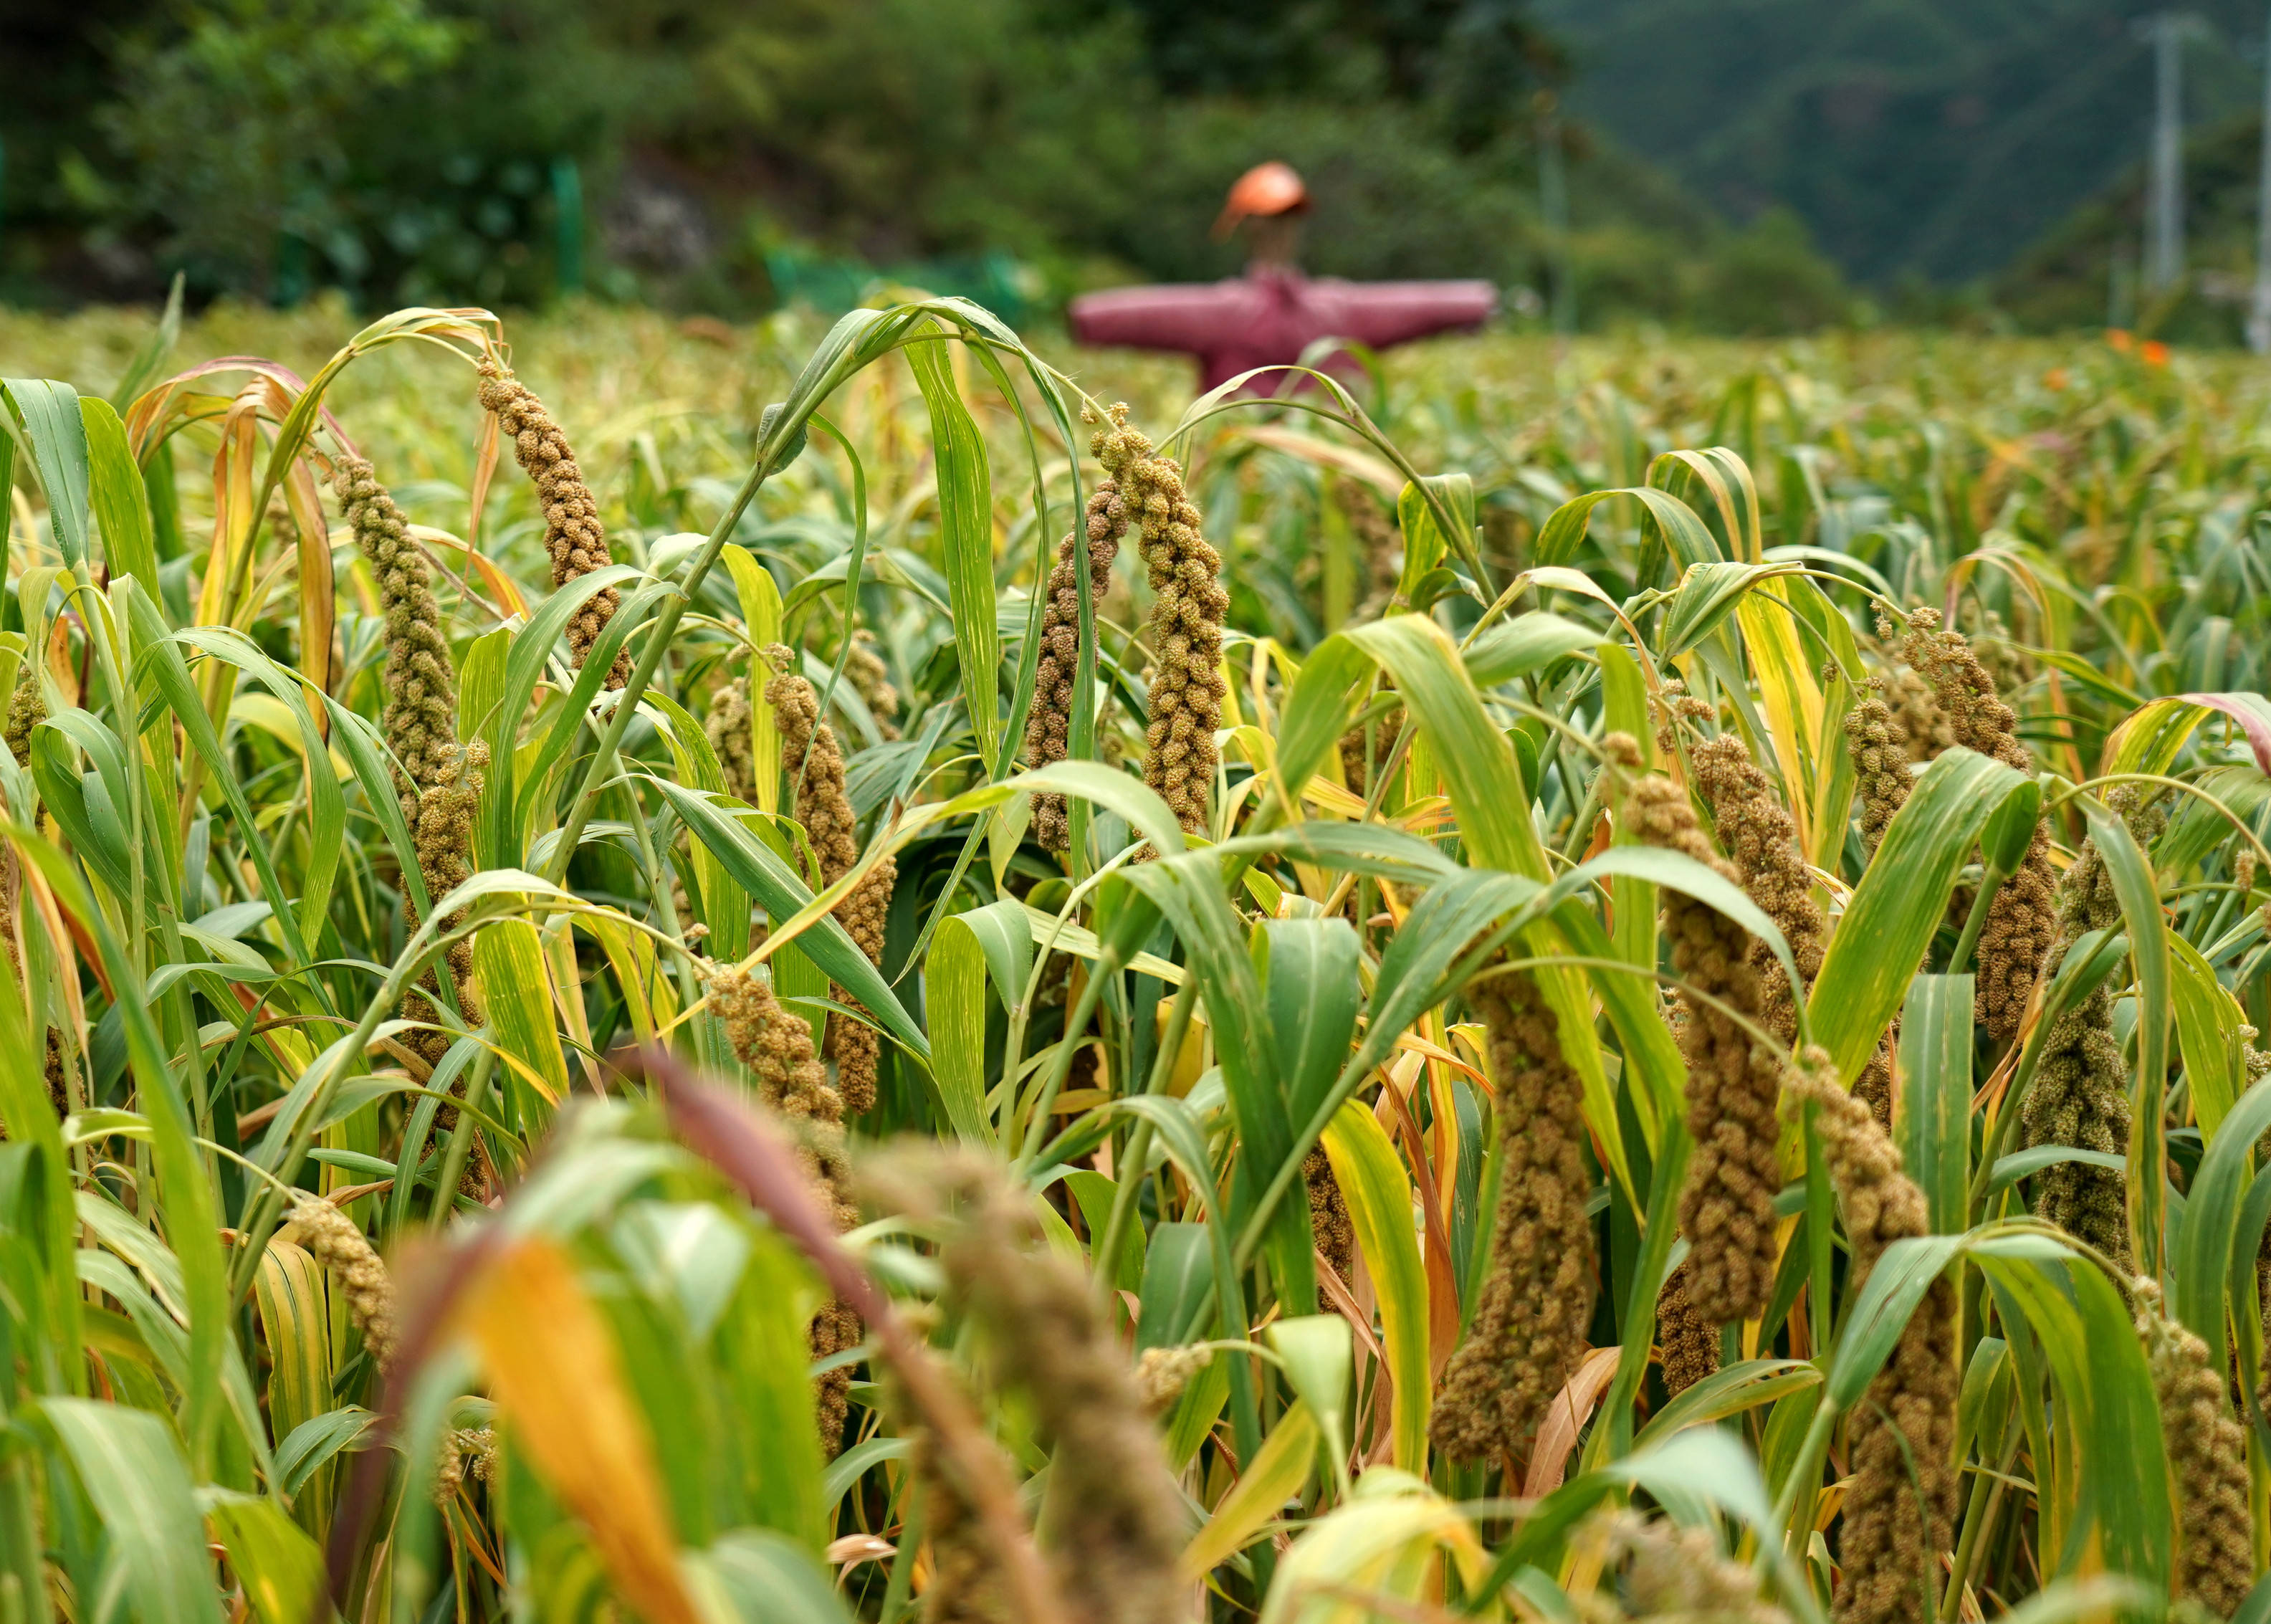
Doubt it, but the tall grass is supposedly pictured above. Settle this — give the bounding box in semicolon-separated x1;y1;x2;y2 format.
0;295;2266;1624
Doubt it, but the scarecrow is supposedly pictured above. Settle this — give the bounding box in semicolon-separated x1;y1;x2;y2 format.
1069;162;1497;391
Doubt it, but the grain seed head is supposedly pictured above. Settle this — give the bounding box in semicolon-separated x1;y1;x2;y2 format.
2136;1278;2254;1618
1027;474;1129;850
1429;969;1597;1458
477;359;628;686
1095;406;1226;838
1625;771;1782;1324
291;1194;398;1372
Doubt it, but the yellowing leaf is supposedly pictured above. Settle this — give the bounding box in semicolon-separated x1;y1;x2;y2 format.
1323;1100;1430;1473
473;915;570;1122
580;911;676;1044
1735;582;1822;856
1259;1471;1486;1624
460;1237;702;1624
721;543;784;813
206;1491;330;1624
1344;613;1635;1201
1181;1398;1318;1580
254;1239;338;1539
2171;934;2245;1140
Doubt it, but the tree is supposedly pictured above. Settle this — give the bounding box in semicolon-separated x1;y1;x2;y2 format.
101;0;462;292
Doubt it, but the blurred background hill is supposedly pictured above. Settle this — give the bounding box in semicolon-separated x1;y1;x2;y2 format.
1541;0;2271;340
6;0;2271;338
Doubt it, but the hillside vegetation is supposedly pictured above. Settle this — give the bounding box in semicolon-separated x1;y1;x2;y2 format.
1540;0;2271;287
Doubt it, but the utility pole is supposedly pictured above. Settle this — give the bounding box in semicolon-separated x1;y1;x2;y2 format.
2138;13;2201;295
2251;4;2271;350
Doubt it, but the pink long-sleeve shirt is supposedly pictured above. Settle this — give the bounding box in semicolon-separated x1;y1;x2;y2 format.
1070;266;1498;389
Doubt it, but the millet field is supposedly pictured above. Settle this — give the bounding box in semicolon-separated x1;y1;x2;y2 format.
0;295;2267;1623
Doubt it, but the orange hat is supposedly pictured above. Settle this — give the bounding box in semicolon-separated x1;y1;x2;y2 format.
1213;162;1308;239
